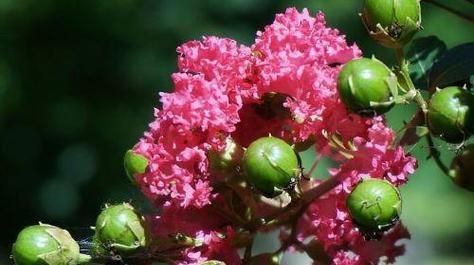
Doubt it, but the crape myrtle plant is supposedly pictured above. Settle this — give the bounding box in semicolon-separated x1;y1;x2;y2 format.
11;1;474;265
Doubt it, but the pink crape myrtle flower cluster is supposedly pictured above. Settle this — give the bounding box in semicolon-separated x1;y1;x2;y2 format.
132;7;417;265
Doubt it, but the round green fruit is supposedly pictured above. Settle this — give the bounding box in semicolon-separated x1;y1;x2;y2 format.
347;179;402;232
338;58;394;115
450;145;474;191
427;86;474;143
93;203;148;255
362;0;421;48
243;136;300;197
12;223;90;265
124;150;148;185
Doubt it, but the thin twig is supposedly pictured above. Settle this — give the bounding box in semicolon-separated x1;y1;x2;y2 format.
395;48;429;113
273;176;342;255
306;154;322;178
423;0;474;23
302;177;341;204
243;235;254;264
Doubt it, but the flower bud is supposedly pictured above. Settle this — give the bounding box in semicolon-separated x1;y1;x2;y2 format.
93;203;148;255
243;136;300;197
347;179;402;232
427;86;474;143
209;137;244;176
450;145;474;191
362;0;421;48
12;223;91;265
338;57;395;115
124;150;148;185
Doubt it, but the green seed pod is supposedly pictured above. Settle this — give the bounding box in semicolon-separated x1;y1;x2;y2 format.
209;137;244;176
427;86;474;143
338;57;395;115
242;136;301;197
124;150;148;185
12;223;91;265
93;203;148;256
362;0;421;48
450;145;474;191
242;136;300;197
347;179;402;232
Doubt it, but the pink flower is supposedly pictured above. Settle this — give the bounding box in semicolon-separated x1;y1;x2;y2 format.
329;251;360;265
250;7;362;144
149;204;240;265
177;36;258;104
134;73;243;208
294;118;416;264
352;224;411;264
133;7;418;265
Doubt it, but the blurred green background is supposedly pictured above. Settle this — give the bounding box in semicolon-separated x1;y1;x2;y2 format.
1;0;473;264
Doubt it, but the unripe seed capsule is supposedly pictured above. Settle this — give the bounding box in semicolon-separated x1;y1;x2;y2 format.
450;145;474;191
338;58;395;115
12;223;90;265
124;150;148;185
362;0;421;48
242;136;300;197
427;86;474;143
347;179;402;232
93;203;148;256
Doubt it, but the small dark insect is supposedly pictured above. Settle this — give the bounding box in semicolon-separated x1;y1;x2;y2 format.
388;23;403;39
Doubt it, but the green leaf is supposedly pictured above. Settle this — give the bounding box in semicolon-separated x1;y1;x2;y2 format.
429;42;474;89
124;149;148;184
407;36;447;90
